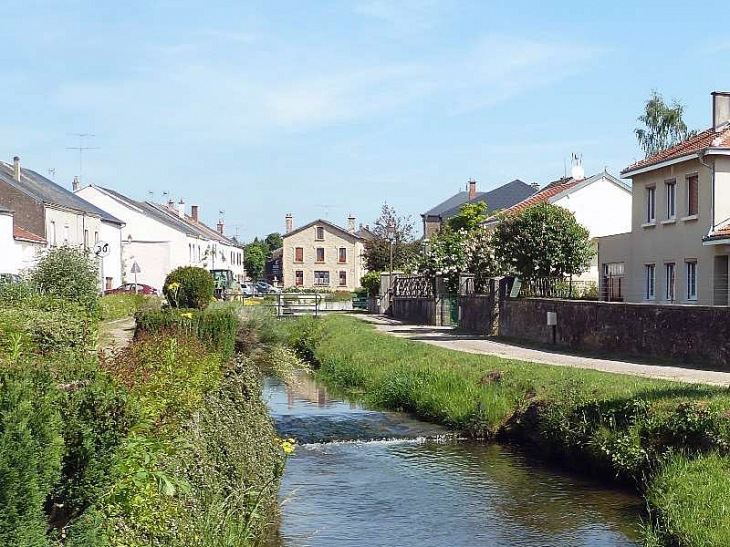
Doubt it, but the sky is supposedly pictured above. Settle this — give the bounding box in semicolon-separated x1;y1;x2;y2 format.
2;0;729;240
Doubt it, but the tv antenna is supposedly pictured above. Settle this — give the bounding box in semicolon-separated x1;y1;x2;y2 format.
66;133;100;183
47;168;56;178
314;204;338;219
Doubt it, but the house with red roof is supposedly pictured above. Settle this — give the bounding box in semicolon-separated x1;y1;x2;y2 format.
0;203;46;274
485;162;631;284
600;91;730;305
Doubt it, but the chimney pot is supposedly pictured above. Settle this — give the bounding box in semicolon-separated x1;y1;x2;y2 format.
530;182;540;191
191;205;199;222
285;213;293;233
12;156;20;182
167;199;175;209
217;220;224;235
712;91;730;131
468;178;477;200
348;214;356;233
72;176;80;192
177;199;185;218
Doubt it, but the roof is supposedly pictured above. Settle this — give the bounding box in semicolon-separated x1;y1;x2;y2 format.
423;179;536;219
283;218;365;241
13;225;46;244
622;126;730;176
485;171;629;222
0;163;123;225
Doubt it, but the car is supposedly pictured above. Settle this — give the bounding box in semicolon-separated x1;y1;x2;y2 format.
240;282;257;297
255;281;281;294
105;283;158;296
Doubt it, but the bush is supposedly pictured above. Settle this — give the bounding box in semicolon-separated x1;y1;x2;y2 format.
0;308;96;356
360;271;381;297
163;267;214;310
0;369;64;547
99;294;152;321
30;246;100;311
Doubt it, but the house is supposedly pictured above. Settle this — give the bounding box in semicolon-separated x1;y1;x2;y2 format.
281;214;369;291
0;157;125;287
421;178;537;238
486;164;632;283
599;91;730;305
76;186;244;292
0;204;46;274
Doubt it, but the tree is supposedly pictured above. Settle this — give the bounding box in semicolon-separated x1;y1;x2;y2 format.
244;245;266;281
445;201;487;232
363;203;417;272
635;90;697;158
31;246;99;308
264;233;283;254
491;203;594;280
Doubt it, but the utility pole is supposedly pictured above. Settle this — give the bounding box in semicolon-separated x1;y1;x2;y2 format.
67;133;100;184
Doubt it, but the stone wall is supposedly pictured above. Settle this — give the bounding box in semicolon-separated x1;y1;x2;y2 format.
501;298;730;367
392;298;436;325
458;294;498;334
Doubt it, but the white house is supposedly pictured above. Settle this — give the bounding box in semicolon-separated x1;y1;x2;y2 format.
0;205;46;274
485;167;632;283
76;186;244;291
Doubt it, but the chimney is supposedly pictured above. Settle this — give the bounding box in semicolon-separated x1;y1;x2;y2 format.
348;214;356;233
167;198;175;209
285;213;293;233
177;199;185;218
468;178;477;200
12;156;20;182
191;205;199;222
712;91;730;131
530;182;540;191
217;220;224;234
72;176;80;192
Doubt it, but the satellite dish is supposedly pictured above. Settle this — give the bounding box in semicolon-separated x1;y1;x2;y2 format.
93;241;110;258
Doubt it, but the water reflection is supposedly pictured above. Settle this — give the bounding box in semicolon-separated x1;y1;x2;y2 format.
265;375;641;547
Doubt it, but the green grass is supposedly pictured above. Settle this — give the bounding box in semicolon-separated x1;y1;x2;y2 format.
303;315;730;547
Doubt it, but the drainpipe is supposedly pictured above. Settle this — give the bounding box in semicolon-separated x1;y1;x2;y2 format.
698;149;716;235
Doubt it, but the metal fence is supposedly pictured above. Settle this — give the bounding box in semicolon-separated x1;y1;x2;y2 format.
393;275;434;298
518;277;599;300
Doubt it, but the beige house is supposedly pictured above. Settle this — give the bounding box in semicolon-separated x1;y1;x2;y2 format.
281;214;369;291
599;91;730;305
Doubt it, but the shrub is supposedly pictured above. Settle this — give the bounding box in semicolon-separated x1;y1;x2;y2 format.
99;294;151;321
0;308;96;356
0;369;64;547
360;271;381;297
163;267;214;310
30;246;100;310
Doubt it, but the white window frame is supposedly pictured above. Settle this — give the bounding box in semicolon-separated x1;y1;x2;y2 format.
314;270;330;286
686;260;697;301
49;221;56;247
646;186;656;223
665;262;675;302
644;264;656;300
665;179;676;219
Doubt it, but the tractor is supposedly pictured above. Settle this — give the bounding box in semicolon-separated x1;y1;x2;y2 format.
209;269;242;301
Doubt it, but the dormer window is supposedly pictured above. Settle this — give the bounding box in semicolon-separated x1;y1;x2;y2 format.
316;226;325;240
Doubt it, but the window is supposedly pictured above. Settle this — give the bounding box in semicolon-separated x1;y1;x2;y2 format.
49;221;56;246
315;227;325;240
316;247;325;262
295;270;304;286
314;271;330;286
644;264;656;300
687;174;698;216
63;225;69;245
665;180;676;219
645;186;656;223
84;229;89;249
339;247;347;263
602;262;625;301
94;231;99;243
686;260;697;301
295;247;304;262
105;277;113;290
665;262;675;301
189;244;193;262
339;271;347;286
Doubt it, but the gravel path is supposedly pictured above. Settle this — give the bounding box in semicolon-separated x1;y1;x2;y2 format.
98;316;136;353
361;315;730;387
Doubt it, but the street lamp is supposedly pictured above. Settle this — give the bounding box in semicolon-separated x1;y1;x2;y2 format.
387;223;396;302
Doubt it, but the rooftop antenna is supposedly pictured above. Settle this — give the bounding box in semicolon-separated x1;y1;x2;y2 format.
66;133;100;184
47;168;56;178
314;204;337;219
219;209;225;222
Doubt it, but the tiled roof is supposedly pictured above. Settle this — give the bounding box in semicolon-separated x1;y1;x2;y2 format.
13;225;46;244
622;126;730;175
423;179;536;218
283;218;365;240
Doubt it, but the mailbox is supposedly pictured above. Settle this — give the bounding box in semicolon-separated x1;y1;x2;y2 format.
546;312;557;326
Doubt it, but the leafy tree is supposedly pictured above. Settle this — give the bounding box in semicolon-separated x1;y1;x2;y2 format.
491;203;594;280
445;201;487;232
31;246;99;308
360;271;381;297
264;233;283;254
163;266;214;309
244;245;266;281
635;90;697;158
363;203;417;272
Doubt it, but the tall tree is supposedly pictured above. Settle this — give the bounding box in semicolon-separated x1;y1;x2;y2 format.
445;201;487;232
264;233;283;254
363;203;417;272
635;91;697;158
243;244;266;281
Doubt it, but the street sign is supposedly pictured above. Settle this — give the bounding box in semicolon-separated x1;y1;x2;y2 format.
131;261;141;274
93;241;110;258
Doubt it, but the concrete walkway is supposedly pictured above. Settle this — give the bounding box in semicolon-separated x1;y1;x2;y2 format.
361;315;730;387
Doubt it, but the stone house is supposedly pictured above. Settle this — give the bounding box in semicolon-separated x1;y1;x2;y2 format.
421;178;536;238
485;166;632;284
599;91;730;306
0;157;124;286
281;214;369;291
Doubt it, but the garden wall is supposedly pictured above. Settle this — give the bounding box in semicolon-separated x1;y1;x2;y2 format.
500;298;730;368
392;297;437;325
458;294;498;334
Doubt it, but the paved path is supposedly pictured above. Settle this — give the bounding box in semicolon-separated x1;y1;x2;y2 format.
98;316;136;353
361;315;730;387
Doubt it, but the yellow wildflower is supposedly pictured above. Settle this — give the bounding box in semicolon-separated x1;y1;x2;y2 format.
168;282;181;291
180;312;193;319
281;441;295;454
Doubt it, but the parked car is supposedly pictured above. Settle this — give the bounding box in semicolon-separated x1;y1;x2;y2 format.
241;281;257;297
255;281;281;294
105;283;158;296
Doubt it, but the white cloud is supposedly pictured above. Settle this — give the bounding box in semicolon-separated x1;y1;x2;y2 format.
354;0;451;32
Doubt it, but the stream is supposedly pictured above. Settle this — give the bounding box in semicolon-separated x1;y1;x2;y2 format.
265;374;642;547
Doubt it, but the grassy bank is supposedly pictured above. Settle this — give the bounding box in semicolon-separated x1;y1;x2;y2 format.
301;315;730;547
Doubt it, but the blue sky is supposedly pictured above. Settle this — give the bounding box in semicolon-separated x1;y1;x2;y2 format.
1;0;728;239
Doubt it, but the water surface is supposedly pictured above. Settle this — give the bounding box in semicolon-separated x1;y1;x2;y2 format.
265;375;641;547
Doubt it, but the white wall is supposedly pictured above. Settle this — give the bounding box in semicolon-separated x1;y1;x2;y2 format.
0;212;43;274
99;221;123;290
124;240;172;291
44;207;103;249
